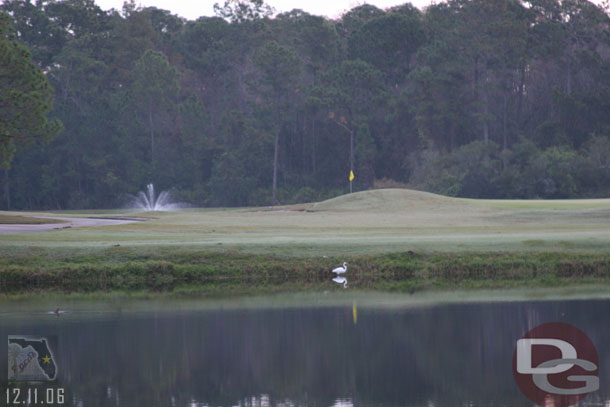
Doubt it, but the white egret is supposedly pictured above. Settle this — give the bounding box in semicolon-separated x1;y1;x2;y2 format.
332;276;348;288
332;262;348;274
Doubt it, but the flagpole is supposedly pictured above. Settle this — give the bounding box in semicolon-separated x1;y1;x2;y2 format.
350;127;354;193
328;113;355;194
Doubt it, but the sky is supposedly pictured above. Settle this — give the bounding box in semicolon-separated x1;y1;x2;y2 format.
93;0;436;20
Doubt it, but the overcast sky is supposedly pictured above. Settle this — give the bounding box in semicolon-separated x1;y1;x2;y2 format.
94;0;436;20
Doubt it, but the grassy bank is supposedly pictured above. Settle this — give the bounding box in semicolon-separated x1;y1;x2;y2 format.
1;250;609;296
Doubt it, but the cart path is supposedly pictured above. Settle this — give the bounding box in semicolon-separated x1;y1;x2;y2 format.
0;216;147;234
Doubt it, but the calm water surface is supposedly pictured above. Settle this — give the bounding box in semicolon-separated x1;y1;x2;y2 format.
0;293;609;407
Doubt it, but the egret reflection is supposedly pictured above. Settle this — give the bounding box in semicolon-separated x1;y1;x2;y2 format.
332;276;348;288
330;399;354;407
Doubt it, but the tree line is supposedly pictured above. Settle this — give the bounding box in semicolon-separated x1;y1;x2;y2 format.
1;0;610;209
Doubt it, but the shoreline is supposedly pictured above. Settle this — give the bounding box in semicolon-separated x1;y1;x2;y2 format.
1;250;609;296
1;286;610;312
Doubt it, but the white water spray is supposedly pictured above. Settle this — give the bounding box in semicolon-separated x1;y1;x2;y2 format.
130;184;185;211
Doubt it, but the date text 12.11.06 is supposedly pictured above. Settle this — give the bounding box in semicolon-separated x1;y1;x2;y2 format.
5;387;65;405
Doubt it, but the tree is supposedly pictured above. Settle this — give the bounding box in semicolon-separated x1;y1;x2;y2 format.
177;17;233;78
131;50;180;177
272;10;341;179
338;4;385;37
3;0;610;209
322;60;384;189
273;10;340;81
0;12;62;209
0;0;67;69
407;20;471;151
44;0;111;40
208;111;273;206
252;40;301;201
213;0;273;23
1;12;61;207
348;11;425;85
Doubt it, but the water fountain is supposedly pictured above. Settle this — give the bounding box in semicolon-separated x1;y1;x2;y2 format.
130;184;185;211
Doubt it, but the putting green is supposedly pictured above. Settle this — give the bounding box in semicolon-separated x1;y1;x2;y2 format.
1;188;610;257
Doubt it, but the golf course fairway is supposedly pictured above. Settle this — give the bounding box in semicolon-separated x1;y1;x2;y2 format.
1;188;610;296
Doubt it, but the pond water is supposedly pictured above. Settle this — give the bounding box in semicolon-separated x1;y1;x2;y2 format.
0;293;608;407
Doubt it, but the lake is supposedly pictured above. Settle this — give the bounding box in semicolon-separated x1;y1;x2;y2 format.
0;292;608;406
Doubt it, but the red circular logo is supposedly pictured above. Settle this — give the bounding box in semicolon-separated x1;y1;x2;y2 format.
513;322;599;406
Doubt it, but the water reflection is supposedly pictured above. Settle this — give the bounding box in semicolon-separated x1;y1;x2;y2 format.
0;298;609;407
330;399;354;407
332;276;348;288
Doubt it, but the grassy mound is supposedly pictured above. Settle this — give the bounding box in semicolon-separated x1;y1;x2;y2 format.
311;188;475;212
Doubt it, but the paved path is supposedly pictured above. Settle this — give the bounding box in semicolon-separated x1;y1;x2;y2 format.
0;216;145;234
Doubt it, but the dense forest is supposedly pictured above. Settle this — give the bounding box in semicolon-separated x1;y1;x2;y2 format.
1;0;610;209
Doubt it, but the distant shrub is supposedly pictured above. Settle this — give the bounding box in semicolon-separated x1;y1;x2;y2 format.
292;187;320;203
373;178;409;189
409;141;502;198
526;147;585;198
406;139;604;199
248;188;273;207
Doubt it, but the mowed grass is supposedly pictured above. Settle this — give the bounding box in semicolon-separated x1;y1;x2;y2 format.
1;188;610;257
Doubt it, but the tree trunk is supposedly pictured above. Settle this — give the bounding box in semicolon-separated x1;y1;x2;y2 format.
450;122;456;152
473;56;479;98
311;116;316;174
566;57;573;95
566;37;575;95
4;169;10;210
295;111;300;176
272;107;281;201
516;63;526;129
503;93;508;150
272;130;280;201
482;97;490;143
350;128;354;193
482;62;490;144
350;130;354;174
149;104;155;165
237;69;246;110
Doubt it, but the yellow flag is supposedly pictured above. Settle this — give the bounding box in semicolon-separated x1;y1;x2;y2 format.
349;170;355;182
